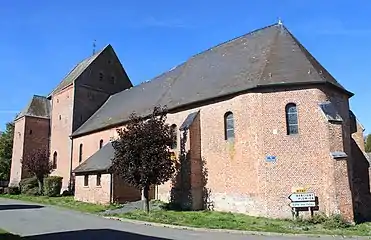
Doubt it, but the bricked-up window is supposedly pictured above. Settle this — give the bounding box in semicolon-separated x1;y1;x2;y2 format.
53;151;57;169
286;103;299;135
170;124;177;149
84;175;88;186
96;174;101;186
224;112;235;141
79;144;83;163
99;139;104;149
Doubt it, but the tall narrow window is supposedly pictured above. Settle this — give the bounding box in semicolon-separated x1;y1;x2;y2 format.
96;174;101;186
53;151;57;169
79;143;83;163
286;103;299;135
170;124;177;149
84;175;89;186
99;139;104;149
224;112;235;141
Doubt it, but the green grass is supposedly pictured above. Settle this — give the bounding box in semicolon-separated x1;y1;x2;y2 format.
0;229;21;239
112;210;371;236
2;194;371;236
0;194;120;213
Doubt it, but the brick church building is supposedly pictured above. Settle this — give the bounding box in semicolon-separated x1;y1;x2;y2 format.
9;23;371;221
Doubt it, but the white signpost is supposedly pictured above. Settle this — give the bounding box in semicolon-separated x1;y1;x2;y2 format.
288;192;315;202
288;192;317;219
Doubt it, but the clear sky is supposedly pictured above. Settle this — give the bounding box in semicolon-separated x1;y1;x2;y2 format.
0;1;369;133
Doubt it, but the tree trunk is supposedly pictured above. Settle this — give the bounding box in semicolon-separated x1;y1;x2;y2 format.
37;177;43;195
142;185;150;213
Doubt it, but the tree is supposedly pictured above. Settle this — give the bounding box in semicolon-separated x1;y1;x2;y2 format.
0;122;14;180
366;134;371;152
111;106;176;213
21;148;52;194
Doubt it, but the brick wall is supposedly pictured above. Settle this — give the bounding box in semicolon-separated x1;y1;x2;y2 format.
49;85;74;190
72;86;356;219
74;173;111;204
112;174;141;203
9;117;26;186
9;116;50;186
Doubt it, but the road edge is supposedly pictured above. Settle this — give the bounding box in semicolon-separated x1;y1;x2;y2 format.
103;216;351;238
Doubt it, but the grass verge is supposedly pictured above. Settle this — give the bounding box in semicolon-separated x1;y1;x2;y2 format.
0;194;119;213
0;229;21;239
2;194;371;236
111;210;371;236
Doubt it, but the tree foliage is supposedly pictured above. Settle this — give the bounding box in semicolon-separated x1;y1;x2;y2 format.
21;147;52;194
111;106;176;212
366;134;371;153
0;122;14;180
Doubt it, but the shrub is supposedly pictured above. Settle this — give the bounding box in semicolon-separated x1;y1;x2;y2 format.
323;214;350;229
7;186;20;195
19;177;39;195
43;176;63;197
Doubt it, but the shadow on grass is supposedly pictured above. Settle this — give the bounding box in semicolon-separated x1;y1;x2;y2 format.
0;204;43;211
24;229;171;240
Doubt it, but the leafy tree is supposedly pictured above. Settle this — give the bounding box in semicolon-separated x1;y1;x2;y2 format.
0;122;14;180
366;134;371;152
21;148;52;194
111;106;176;213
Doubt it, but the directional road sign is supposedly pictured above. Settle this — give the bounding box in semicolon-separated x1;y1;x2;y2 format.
290;201;316;208
288;192;315;202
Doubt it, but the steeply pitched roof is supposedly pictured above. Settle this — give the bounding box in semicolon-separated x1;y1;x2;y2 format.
15;95;51;121
73;142;115;174
72;23;353;137
47;45;111;97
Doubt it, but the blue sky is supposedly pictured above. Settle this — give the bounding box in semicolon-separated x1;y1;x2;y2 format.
0;1;370;133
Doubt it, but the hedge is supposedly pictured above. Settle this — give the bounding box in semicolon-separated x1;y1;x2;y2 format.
43;176;63;197
19;177;39;195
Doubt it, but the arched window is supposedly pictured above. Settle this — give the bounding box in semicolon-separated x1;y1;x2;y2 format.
170;124;177;149
53;151;57;169
286;103;299;135
99;139;104;149
79;144;83;163
224;112;235;141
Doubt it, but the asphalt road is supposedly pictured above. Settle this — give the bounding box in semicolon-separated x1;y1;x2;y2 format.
0;198;366;239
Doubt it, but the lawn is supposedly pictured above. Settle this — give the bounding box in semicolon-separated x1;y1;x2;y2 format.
2;194;371;236
0;194;119;213
112;210;371;236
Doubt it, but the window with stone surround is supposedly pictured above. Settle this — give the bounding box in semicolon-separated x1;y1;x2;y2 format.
84;175;88;186
53;151;57;169
96;174;101;186
79;144;83;163
224;112;235;141
99;139;104;149
170;124;177;149
286;103;298;135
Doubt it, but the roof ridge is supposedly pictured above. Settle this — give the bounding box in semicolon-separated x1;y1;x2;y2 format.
282;25;350;93
189;23;279;60
47;45;108;97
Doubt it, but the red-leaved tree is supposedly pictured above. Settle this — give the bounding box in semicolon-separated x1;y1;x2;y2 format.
111;106;176;213
21;148;52;194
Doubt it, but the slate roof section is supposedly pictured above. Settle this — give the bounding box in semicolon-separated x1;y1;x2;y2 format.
72;23;353;137
47;45;110;97
179;111;199;131
319;101;343;122
15;95;51;121
73;141;115;174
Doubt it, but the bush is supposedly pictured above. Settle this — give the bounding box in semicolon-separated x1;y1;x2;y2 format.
6;186;20;195
43;176;63;197
323;214;350;229
19;177;39;195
